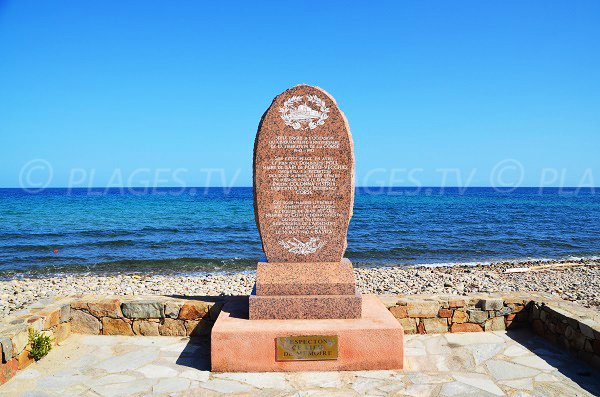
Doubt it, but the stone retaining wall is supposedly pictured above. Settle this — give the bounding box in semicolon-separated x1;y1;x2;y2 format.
0;295;224;385
0;298;71;384
380;292;600;370
380;292;534;334
69;295;223;337
529;297;600;369
2;292;600;385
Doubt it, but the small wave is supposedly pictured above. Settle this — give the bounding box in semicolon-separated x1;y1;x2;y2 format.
564;255;600;262
89;240;137;247
1;244;56;252
1;232;65;239
0;257;259;279
360;255;600;269
1;239;138;251
346;246;500;258
78;230;133;238
0;255;91;266
140;226;185;233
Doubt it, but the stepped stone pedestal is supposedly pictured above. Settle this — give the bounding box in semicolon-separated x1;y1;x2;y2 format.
249;259;362;320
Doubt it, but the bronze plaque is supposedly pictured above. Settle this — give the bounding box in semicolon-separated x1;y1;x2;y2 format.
276;335;338;361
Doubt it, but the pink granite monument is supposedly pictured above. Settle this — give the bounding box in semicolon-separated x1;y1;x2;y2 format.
251;84;361;320
211;85;404;372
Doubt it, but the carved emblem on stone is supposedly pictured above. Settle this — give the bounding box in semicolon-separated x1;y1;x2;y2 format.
255;85;353;262
279;94;330;130
278;237;325;255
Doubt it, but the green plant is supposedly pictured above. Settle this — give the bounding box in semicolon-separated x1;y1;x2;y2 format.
28;327;52;361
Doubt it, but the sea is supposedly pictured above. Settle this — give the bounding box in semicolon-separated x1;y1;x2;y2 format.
0;187;598;279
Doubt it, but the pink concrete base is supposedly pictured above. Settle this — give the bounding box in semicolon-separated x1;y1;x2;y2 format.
211;294;404;372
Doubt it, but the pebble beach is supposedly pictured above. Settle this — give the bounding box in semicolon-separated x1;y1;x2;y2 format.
2;259;598;318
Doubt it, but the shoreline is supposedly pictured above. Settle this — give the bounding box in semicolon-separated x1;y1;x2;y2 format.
2;255;599;280
2;258;598;318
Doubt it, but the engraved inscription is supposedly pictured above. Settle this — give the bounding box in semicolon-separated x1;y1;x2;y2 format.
276;335;338;361
263;155;346;194
278;237;325;255
279;94;330;130
254;85;354;262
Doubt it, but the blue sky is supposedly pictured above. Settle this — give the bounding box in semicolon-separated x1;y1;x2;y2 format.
1;1;599;188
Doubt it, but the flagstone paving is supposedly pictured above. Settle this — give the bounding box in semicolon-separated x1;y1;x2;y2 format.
1;330;599;396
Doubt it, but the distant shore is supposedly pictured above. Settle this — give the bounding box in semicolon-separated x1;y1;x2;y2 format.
2;258;598;317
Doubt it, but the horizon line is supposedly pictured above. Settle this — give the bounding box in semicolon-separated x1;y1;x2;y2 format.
0;186;597;190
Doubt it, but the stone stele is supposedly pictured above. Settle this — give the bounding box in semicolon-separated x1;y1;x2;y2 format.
250;84;360;320
253;84;354;263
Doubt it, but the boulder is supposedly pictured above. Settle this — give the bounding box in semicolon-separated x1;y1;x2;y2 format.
121;301;164;319
102;318;134;336
71;310;101;334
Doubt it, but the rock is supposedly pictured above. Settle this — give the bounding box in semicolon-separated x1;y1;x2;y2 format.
27;316;44;332
184;320;212;336
70;299;89;310
398;318;417;334
571;331;586;351
132;320;160;336
102;318;134;336
0;358;18;385
164;302;182;319
448;299;465;308
531;319;545;336
121;301;164;319
178;302;209;320
55;323;70;343
452;310;468;323
423;318;448;333
485;316;506;332
405;301;439;318
59;304;71;323
376;295;400;308
467;309;488;324
17;348;34;370
579;319;597;338
158;319;186;336
209;301;224;321
87;299;123;318
0;337;13;363
438;309;452;318
40;308;61;329
389;305;408;319
479;299;503;311
10;329;28;356
71;310;101;334
495;307;512;316
450;323;483;332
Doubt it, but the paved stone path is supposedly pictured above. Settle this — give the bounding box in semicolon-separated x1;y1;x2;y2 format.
1;330;599;396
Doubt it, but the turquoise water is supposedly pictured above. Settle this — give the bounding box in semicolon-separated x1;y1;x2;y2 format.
0;187;598;277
